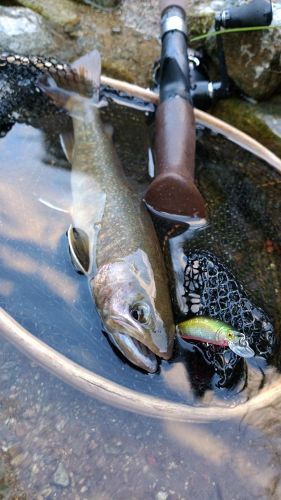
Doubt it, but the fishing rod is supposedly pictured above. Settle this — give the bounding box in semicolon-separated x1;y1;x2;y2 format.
144;0;207;223
143;0;274;222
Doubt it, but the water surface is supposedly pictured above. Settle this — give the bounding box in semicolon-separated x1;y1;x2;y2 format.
0;107;281;498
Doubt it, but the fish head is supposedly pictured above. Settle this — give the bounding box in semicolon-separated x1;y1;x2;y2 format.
92;255;174;373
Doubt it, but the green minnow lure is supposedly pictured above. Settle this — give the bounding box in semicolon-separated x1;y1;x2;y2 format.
177;317;255;358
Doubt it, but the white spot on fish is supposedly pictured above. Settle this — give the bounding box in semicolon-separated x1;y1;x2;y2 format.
191;304;200;313
191;298;200;304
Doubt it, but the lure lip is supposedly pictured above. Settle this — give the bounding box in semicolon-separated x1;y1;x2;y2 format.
229;333;255;358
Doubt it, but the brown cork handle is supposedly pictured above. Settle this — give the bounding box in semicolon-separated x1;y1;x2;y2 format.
145;97;206;219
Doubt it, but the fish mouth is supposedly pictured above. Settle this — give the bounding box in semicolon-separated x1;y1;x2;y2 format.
108;331;158;373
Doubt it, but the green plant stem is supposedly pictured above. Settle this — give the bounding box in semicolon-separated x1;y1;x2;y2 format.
190;25;281;43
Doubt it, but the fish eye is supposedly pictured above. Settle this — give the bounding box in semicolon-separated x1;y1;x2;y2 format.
130;302;150;324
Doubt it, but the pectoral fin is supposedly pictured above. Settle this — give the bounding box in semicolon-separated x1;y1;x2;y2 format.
67;224;90;274
38;197;70;214
60;128;75;163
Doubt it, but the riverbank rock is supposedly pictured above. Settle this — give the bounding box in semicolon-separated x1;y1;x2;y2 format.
15;0;215;85
76;0;121;7
0;6;72;57
206;3;281;100
4;1;281;103
221;28;281;100
211;96;281;158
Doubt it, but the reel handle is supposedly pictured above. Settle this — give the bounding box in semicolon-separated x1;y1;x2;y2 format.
219;0;272;28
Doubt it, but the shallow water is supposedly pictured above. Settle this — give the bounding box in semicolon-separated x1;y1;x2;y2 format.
0;106;281;498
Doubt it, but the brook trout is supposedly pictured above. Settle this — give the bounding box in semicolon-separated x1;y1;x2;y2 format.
39;50;175;373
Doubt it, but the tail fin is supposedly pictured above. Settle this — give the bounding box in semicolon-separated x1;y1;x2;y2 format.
71;50;101;103
37;50;103;109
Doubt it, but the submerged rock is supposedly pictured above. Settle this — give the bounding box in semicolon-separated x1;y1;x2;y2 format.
211;97;281;158
53;463;70;487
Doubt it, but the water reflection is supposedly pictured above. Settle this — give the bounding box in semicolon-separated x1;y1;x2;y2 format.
0;111;280;497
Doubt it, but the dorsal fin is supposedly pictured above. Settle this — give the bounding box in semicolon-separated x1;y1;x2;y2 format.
38;50;102;107
60;128;75;163
71;50;101;103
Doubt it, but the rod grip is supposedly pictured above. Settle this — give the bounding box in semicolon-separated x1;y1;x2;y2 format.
145;97;206;218
155;97;195;180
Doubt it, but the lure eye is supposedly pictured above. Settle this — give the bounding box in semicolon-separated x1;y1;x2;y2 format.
226;330;234;341
130;303;151;324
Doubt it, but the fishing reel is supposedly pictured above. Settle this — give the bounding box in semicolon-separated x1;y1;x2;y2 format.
212;0;273;101
153;0;273;110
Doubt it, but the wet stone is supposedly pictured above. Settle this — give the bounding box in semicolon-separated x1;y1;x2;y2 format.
52;463;70;487
23;407;37;418
15;423;28;437
55;418;66;432
155;491;169;500
82;0;121;7
0;6;72;59
213;96;281;159
207;21;281;100
40;487;53;497
10;452;27;467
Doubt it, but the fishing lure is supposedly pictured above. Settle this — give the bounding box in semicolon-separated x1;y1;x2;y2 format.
178;317;255;358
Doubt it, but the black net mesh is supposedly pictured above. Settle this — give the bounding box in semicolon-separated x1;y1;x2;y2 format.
174;133;280;388
183;249;274;357
0;53;70;137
